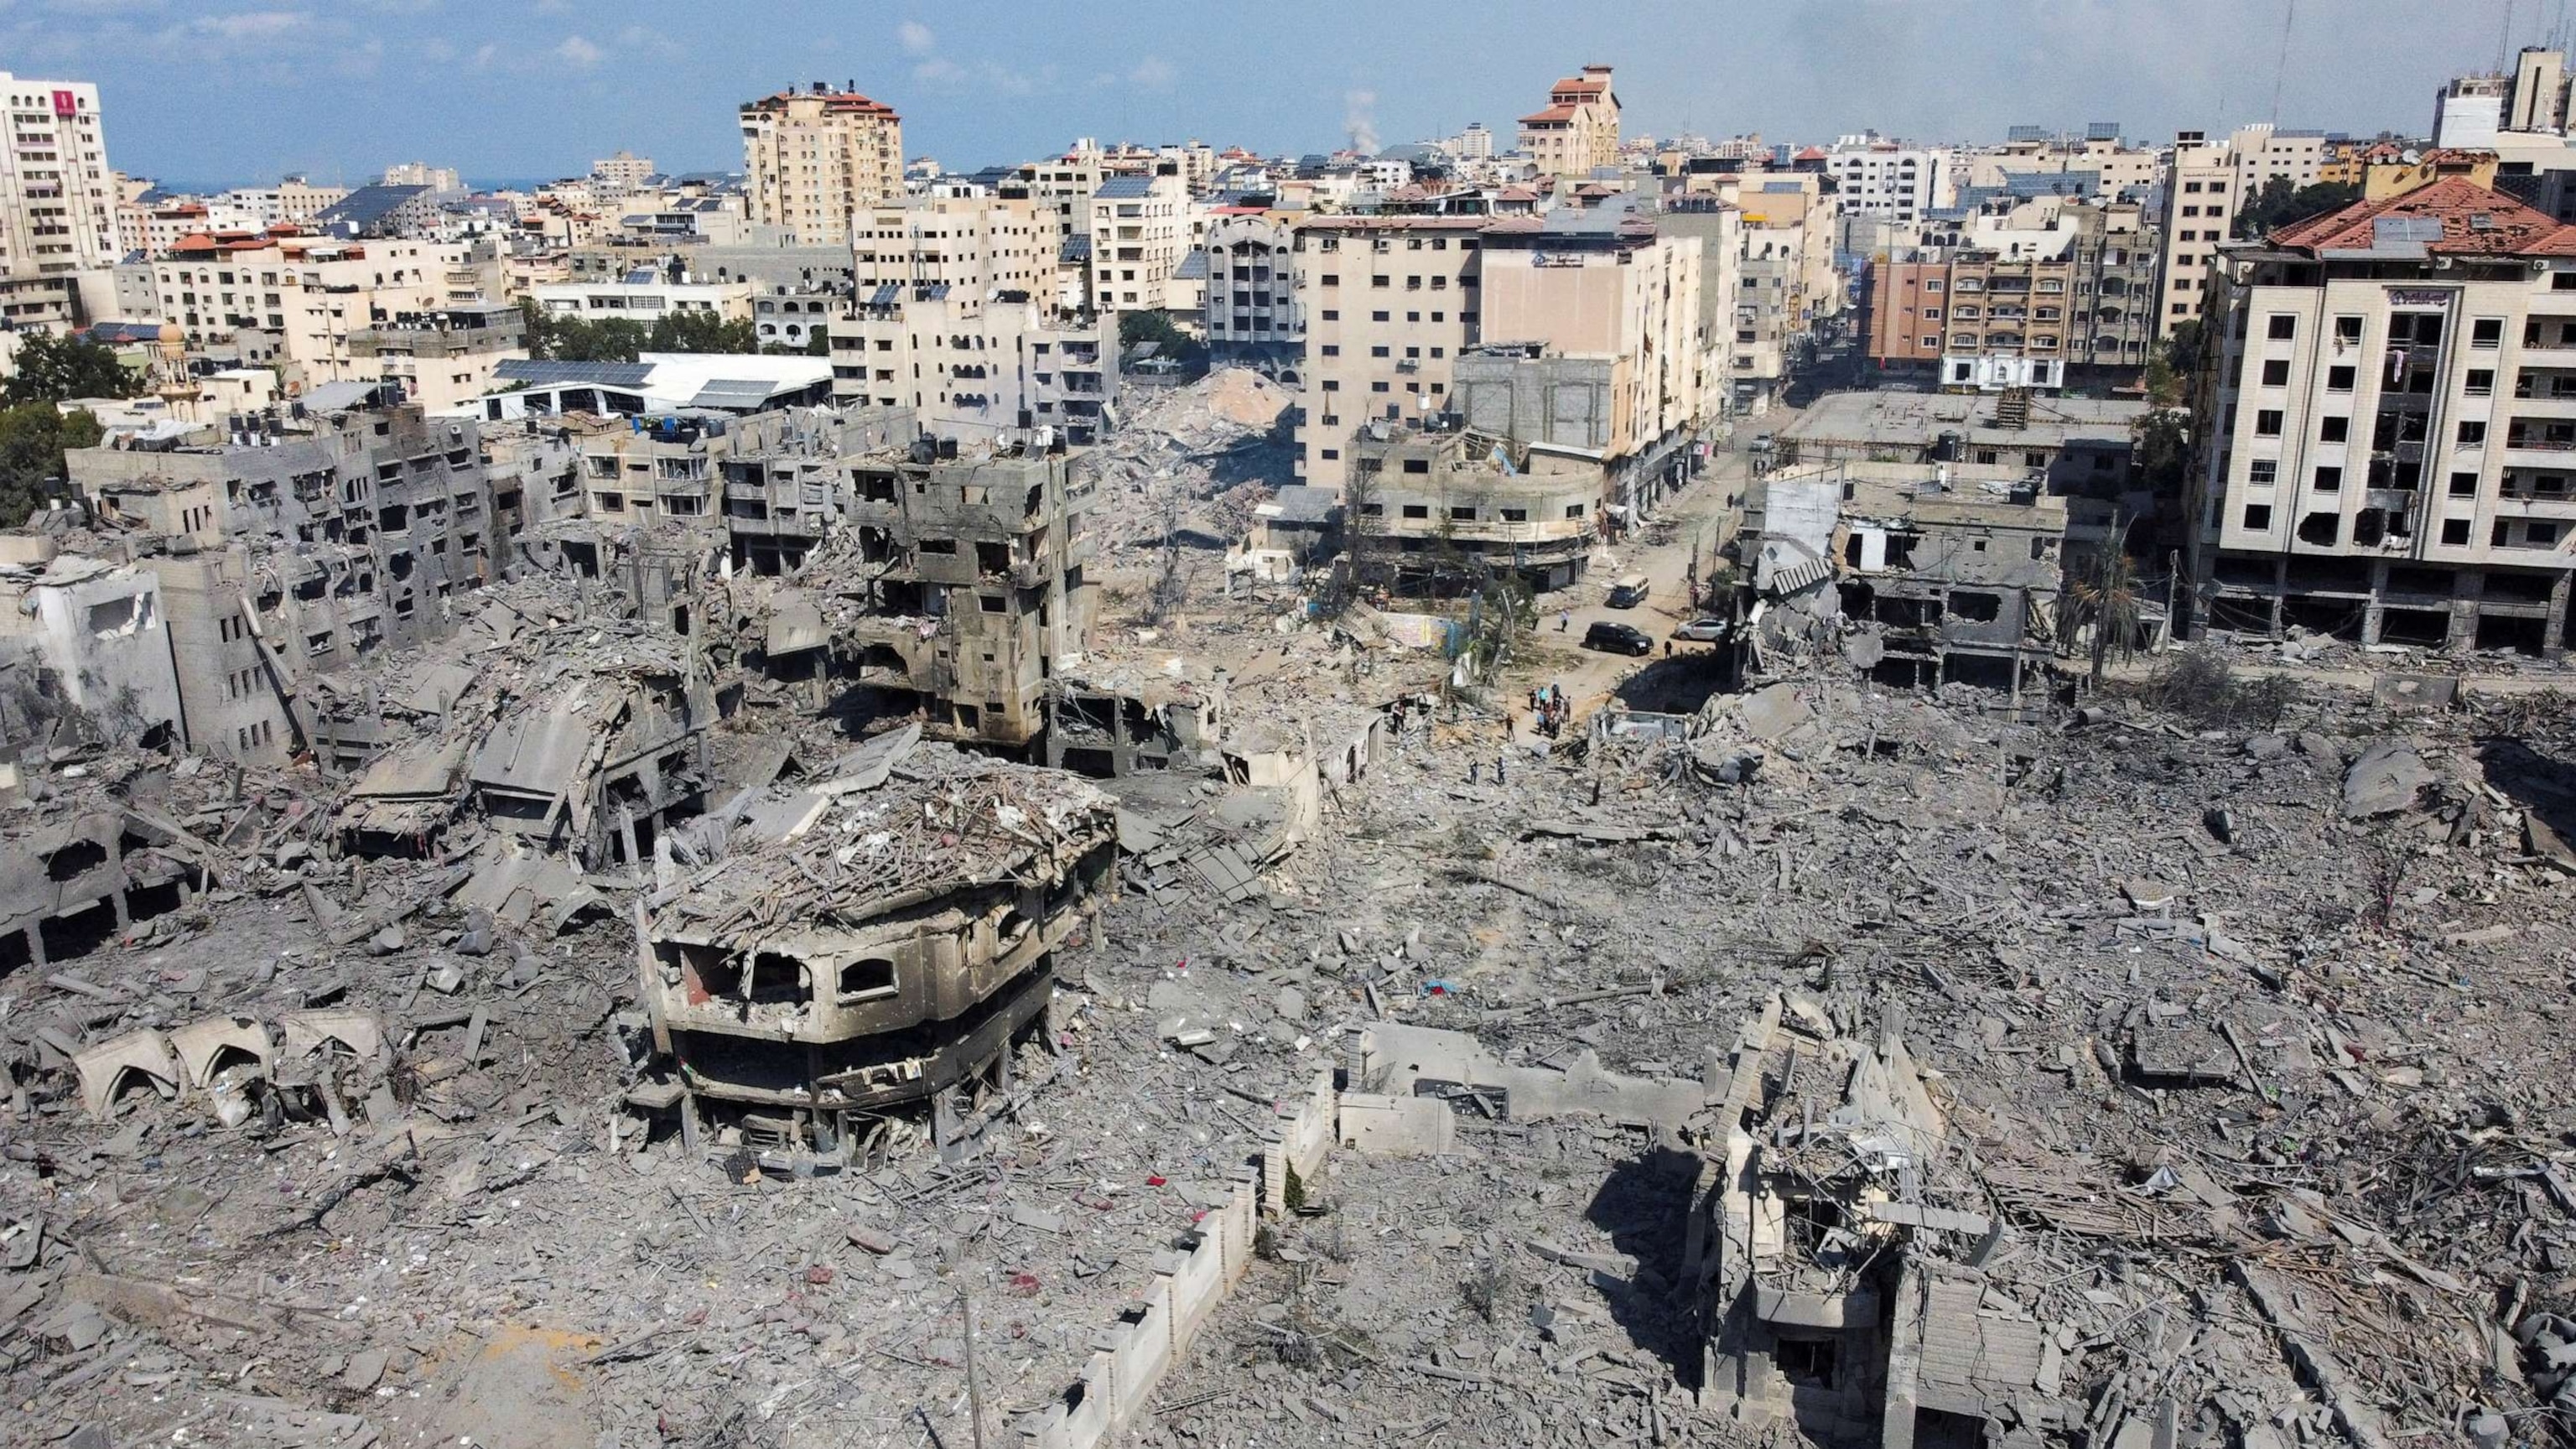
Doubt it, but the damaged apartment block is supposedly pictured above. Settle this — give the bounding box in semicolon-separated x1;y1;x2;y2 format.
630;729;1116;1160
1689;1000;2072;1448
835;440;1098;750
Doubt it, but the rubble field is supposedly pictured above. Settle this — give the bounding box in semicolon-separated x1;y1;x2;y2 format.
5;643;2573;1449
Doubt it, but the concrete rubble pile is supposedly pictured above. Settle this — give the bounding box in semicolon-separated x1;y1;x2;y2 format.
1072;368;1293;557
8;423;2576;1449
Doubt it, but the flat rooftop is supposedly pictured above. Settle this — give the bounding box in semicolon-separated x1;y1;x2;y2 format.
1781;388;2148;451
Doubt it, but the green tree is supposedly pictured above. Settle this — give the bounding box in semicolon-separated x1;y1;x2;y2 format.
1117;309;1207;366
2232;178;2362;239
0;402;102;527
3;333;141;406
2132;408;2191;497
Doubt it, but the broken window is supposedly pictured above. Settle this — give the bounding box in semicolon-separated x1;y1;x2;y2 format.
1945;590;2003;623
746;952;808;1005
1776;1336;1838;1388
2298;512;2340;546
838;958;897;1000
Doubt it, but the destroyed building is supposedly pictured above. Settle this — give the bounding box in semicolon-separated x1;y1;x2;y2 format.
631;731;1117;1156
62;391;505;764
1349;420;1607;590
834;442;1098;750
1690;1000;2068;1447
1739;460;2071;688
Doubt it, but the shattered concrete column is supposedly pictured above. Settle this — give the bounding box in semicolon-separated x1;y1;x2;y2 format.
1880;1259;1928;1449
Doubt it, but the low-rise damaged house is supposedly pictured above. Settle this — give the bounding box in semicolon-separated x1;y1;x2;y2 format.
1688;1000;2074;1446
1348;420;1609;591
633;733;1116;1156
1738;460;2069;689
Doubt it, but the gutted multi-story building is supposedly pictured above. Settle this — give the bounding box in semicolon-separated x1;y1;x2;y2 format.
1517;65;1621;180
828;288;1114;447
2189;179;2576;657
835;444;1099;750
67;394;505;761
739;85;905;244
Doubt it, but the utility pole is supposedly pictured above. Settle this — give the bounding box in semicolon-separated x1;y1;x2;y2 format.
959;1286;988;1449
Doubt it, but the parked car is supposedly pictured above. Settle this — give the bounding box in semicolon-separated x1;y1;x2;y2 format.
1670;618;1731;643
1582;621;1654;657
1605;574;1651;610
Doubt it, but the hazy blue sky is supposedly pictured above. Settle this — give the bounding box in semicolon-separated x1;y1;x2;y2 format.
0;0;2540;186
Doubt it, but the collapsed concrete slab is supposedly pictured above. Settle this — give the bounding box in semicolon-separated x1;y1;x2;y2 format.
633;741;1117;1157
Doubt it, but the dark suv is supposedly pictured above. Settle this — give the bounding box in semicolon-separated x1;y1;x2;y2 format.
1582;621;1654;657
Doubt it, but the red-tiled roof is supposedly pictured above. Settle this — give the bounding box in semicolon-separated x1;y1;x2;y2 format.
2267;176;2576;257
743;90;896;117
1520;105;1577;124
1550;77;1608;95
1793;146;1828;160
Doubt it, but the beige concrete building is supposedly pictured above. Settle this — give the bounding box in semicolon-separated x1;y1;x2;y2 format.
151;233;486;390
1478;213;1702;456
1086;169;1197;314
2189;179;2576;657
1518;66;1621;180
1291;216;1488;491
2153;132;2239;338
740;85;904;244
344;304;527;413
590;151;656;194
852;190;1056;297
0;71;117;291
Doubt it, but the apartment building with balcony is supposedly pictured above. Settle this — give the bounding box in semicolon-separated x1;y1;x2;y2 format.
2189;179;2576;657
740;85;904;244
1867;196;2161;387
1826;136;1956;222
344;304;527;413
0;71;117;283
1086;169;1197;314
529;274;755;324
1517;66;1621;180
149;232;486;389
1291;216;1488;491
1347;423;1607;590
827;288;1114;447
1203;210;1301;360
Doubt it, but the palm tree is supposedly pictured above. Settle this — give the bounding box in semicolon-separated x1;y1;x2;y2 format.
2061;512;2141;688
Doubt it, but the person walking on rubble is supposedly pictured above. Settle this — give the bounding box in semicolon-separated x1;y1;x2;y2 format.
1558;610;1571;633
1469;759;1481;784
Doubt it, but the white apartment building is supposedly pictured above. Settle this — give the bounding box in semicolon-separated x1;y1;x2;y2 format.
529;277;755;324
740;86;905;244
0;72;117;283
2155;132;2241;338
1826;136;1955;222
2189;179;2575;658
852;191;1056;298
826;290;1112;445
1087;169;1197;314
1203;211;1301;355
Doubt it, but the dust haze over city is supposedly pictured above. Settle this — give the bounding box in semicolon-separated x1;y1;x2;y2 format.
3;3;2576;1448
